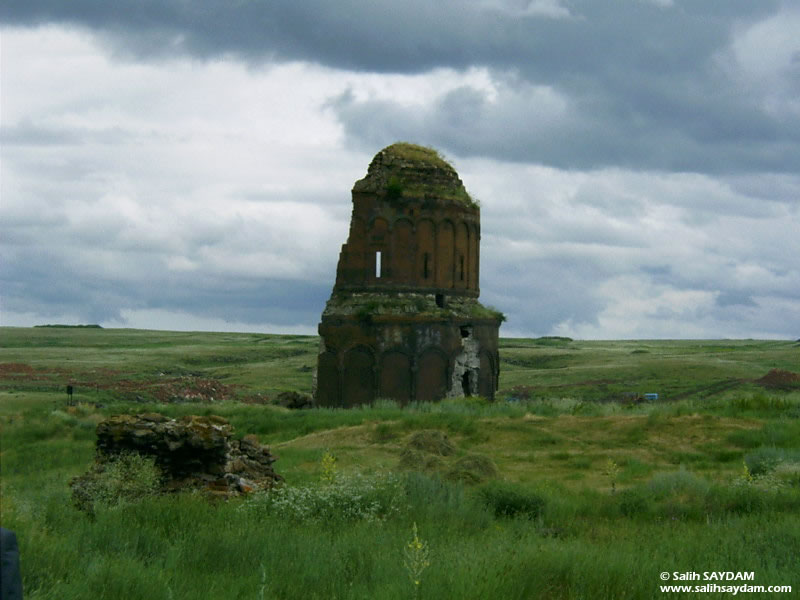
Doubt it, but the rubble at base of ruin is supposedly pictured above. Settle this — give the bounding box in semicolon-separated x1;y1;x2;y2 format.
315;143;503;407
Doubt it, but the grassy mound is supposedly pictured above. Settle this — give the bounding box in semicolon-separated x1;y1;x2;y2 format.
406;430;456;456
447;453;499;484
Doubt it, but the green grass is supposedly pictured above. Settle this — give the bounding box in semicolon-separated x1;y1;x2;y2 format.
2;328;799;598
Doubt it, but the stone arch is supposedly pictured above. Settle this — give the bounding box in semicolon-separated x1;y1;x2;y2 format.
369;217;389;243
316;351;340;407
343;346;375;407
478;350;495;399
416;219;435;285
417;347;449;402
392;218;414;284
379;350;412;404
436;220;455;289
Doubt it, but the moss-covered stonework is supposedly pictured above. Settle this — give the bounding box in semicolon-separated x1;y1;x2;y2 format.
316;143;502;406
70;414;282;510
352;142;477;207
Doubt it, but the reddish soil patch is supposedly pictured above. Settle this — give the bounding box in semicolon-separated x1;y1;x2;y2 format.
756;369;800;390
0;363;36;376
0;362;237;403
148;377;237;403
0;362;69;381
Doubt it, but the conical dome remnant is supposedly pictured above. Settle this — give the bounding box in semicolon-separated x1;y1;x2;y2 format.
352;143;476;207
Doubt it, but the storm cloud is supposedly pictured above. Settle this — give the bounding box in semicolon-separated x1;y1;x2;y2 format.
4;0;799;173
1;1;798;338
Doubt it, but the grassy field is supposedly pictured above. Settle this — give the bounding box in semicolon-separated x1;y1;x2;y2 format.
1;327;799;599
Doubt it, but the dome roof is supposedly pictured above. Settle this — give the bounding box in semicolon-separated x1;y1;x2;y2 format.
352;143;476;207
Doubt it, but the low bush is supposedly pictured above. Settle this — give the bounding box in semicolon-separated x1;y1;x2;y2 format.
478;481;545;519
744;447;800;476
617;488;651;517
70;452;162;515
745;447;784;476
239;472;404;524
773;462;800;487
647;468;710;499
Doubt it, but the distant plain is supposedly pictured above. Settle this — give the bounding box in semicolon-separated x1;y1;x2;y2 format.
1;327;798;599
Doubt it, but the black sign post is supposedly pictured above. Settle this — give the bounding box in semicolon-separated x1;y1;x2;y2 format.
66;384;74;405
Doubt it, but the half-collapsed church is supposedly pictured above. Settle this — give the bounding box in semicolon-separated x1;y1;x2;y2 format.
314;143;503;406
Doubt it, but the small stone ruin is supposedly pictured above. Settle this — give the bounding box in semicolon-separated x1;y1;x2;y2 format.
71;413;281;506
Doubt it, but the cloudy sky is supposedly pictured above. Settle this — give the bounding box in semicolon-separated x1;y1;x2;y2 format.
1;0;798;339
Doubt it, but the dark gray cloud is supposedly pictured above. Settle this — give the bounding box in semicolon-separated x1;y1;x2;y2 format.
2;4;798;338
716;292;758;308
329;75;800;174
0;1;774;73
0;245;331;326
3;0;797;173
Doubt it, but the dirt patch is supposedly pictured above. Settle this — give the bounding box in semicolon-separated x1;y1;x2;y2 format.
0;362;237;402
756;369;800;390
0;363;36;376
147;377;237;403
0;362;69;381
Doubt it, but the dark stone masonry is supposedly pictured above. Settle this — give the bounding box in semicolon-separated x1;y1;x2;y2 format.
315;143;503;406
70;414;282;507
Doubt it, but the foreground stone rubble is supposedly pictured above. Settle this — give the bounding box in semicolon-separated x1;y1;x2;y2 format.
71;413;281;508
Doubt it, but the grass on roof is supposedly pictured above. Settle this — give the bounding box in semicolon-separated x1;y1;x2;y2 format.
384;142;453;170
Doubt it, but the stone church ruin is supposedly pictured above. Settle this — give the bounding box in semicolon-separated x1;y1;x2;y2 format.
315;143;503;407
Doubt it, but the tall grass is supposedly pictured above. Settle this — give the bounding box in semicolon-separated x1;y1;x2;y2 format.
4;469;799;600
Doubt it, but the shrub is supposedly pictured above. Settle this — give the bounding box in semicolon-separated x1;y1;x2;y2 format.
239;472;404;524
744;447;800;476
773;463;800;487
708;484;767;515
71;452;162;515
478;481;545;519
386;176;404;200
647;468;710;500
645;469;711;521
618;488;651;517
744;447;784;476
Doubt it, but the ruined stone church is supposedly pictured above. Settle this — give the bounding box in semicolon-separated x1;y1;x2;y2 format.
314;143;503;406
